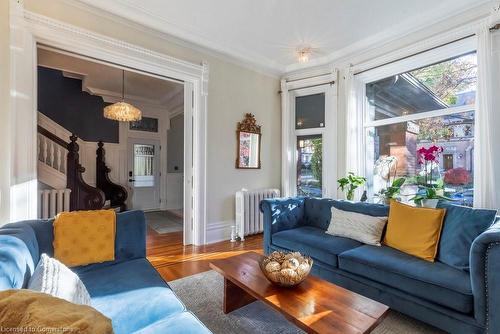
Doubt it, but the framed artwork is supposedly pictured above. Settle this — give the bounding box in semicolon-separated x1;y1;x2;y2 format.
129;117;159;132
236;113;261;169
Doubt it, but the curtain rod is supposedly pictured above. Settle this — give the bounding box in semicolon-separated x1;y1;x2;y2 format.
354;33;476;76
491;24;500;31
278;81;335;94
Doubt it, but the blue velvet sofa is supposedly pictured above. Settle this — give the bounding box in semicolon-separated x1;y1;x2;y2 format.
261;197;500;334
0;210;211;334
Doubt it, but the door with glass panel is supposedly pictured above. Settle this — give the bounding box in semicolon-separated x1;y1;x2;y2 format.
128;139;160;210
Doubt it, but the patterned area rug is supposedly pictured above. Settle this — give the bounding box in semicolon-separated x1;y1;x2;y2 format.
170;270;445;334
145;211;183;234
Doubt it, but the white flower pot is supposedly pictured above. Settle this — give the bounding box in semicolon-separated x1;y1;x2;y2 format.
421;199;439;208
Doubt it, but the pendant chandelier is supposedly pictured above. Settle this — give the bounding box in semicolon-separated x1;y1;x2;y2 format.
103;70;142;122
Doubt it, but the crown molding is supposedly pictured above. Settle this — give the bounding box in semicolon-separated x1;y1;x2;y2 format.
23;10;204;81
62;0;283;77
285;0;491;74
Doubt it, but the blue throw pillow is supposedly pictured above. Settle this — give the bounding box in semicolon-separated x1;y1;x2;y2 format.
437;201;497;271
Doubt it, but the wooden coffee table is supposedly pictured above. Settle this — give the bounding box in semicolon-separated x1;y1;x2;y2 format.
209;252;389;334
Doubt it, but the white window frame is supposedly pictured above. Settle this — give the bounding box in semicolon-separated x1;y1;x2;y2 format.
281;72;338;198
355;37;477;199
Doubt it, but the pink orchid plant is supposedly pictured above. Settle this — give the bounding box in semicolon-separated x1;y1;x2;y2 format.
417;145;443;186
411;145;452;206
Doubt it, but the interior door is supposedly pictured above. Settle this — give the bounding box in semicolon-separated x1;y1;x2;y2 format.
128;139;161;210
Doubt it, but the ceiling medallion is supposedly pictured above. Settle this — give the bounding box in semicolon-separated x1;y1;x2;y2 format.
103;70;142;122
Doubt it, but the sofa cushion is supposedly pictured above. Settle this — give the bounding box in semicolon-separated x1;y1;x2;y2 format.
0;222;39;290
53;210;116;267
437;201;497;271
326;207;387;246
338;245;473;313
272;226;362;267
134;311;212;334
28;253;91;305
383;200;446;262
78;258;185;334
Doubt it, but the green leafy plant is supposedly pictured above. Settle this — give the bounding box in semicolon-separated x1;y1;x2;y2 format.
410;186;453;206
337;172;366;201
310;139;322;184
377;177;406;203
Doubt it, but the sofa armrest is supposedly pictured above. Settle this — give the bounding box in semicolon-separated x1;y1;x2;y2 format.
114;210;146;262
260;197;305;254
470;220;500;331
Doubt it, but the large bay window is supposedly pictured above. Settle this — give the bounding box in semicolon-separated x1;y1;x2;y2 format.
358;41;477;206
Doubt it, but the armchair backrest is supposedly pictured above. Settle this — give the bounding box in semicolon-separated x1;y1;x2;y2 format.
0;222;40;290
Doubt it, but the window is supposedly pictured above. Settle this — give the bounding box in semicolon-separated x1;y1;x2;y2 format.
133;144;155;187
295;93;325;129
297;135;322;197
364;52;477;206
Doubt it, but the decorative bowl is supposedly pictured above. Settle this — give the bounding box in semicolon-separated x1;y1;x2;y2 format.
259;251;313;287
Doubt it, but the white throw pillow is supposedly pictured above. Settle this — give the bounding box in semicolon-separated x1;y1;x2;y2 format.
28;253;91;305
326;207;388;246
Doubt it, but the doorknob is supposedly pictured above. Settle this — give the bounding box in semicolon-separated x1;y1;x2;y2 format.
129;178;135;182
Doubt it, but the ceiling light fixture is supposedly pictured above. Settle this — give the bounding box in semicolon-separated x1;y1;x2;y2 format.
297;47;312;63
103;70;142;122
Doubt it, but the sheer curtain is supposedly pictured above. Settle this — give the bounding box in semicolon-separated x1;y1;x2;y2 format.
343;67;365;199
474;19;500;209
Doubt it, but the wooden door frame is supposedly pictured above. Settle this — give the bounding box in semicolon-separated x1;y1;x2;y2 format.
9;1;208;245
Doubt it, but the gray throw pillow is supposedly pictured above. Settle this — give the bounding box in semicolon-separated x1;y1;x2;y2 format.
326;207;388;246
28;253;91;305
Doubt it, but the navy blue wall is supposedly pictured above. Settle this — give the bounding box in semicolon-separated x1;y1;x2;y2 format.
37;66;119;143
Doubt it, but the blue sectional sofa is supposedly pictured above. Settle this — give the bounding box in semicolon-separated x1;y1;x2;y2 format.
0;210;211;334
261;197;500;334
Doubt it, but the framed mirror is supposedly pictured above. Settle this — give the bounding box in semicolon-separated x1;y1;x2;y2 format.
236;113;261;169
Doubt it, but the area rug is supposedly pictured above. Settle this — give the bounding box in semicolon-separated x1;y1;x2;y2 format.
170;270;444;334
145;211;183;234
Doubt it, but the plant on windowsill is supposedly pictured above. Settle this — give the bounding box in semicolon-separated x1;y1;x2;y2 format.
376;177;406;205
409;145;453;208
337;172;366;201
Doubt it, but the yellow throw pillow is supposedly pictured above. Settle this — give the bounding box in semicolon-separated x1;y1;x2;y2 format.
383;200;446;262
53;210;116;267
0;289;113;334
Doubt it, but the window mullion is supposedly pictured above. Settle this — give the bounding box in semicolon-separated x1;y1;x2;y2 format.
364;104;475;128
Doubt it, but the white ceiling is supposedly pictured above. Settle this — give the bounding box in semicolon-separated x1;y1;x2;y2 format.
38;48;184;113
78;0;488;74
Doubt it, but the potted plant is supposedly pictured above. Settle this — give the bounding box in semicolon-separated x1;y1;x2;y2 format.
410;145;452;208
376;177;406;205
337;172;366;201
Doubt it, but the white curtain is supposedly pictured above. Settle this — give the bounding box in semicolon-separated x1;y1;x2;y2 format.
474;21;500;209
343;67;365;199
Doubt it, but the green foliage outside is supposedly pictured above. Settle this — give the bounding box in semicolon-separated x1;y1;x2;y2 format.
310;138;322;184
410;55;477;105
416;117;453;142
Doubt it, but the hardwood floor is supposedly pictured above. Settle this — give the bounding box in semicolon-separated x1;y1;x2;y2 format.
146;228;263;281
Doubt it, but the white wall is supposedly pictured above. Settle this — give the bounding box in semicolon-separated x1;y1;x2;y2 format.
21;0;281;241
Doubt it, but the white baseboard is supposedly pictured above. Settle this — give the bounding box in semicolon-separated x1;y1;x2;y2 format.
206;220;235;244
